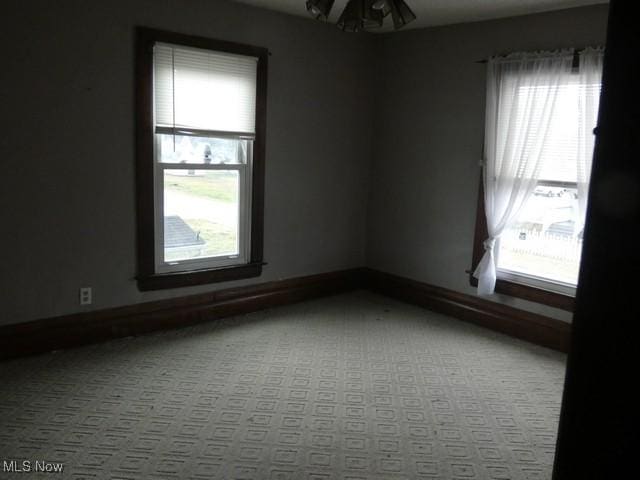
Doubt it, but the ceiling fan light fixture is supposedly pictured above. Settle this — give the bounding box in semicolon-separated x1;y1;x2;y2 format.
371;0;391;17
306;0;414;32
389;0;416;29
305;0;335;21
337;0;384;33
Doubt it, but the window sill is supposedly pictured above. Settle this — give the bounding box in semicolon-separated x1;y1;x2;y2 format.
469;274;575;311
137;262;263;291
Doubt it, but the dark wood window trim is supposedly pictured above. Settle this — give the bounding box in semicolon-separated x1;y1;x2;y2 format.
135;27;268;291
470;172;576;312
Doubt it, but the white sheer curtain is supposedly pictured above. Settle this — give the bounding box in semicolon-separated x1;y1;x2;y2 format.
576;47;604;235
474;51;574;295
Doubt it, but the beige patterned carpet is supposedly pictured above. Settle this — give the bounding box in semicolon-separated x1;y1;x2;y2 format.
0;291;566;479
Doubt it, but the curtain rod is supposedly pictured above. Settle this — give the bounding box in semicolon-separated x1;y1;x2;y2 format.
475;46;603;64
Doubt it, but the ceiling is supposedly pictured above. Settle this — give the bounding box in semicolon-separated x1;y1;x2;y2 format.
233;0;607;31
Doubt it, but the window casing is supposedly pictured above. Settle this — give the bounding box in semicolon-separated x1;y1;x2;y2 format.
135;28;268;291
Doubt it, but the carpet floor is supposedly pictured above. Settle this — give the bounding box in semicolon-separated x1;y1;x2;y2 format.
0;291;566;479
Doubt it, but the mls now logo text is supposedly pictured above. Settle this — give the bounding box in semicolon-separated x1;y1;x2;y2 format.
3;460;64;473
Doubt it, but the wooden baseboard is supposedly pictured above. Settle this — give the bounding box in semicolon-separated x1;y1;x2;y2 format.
0;268;365;360
0;267;570;360
363;268;571;353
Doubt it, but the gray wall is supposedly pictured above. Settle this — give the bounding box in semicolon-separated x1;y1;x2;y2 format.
0;2;609;327
0;0;374;326
367;5;610;322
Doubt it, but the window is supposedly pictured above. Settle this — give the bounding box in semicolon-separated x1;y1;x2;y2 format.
471;49;603;309
496;80;599;295
135;28;268;290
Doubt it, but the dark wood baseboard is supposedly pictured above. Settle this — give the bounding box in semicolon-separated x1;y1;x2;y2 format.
364;268;571;353
0;269;365;361
0;267;571;361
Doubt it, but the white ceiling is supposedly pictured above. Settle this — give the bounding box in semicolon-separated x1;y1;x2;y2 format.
233;0;607;31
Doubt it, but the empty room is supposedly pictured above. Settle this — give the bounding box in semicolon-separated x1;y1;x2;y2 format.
1;0;637;479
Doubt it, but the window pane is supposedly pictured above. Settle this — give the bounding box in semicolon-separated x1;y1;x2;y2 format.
497;186;582;286
163;170;239;262
158;133;248;165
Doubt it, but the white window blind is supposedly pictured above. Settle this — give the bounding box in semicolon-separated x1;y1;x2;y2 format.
498;80;602;183
154;43;258;136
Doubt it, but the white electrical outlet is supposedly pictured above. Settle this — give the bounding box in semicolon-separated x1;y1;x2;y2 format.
79;287;92;305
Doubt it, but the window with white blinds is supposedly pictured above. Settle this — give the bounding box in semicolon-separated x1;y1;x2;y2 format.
495;75;602;291
135;28;267;290
150;42;260;274
154;43;258;136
